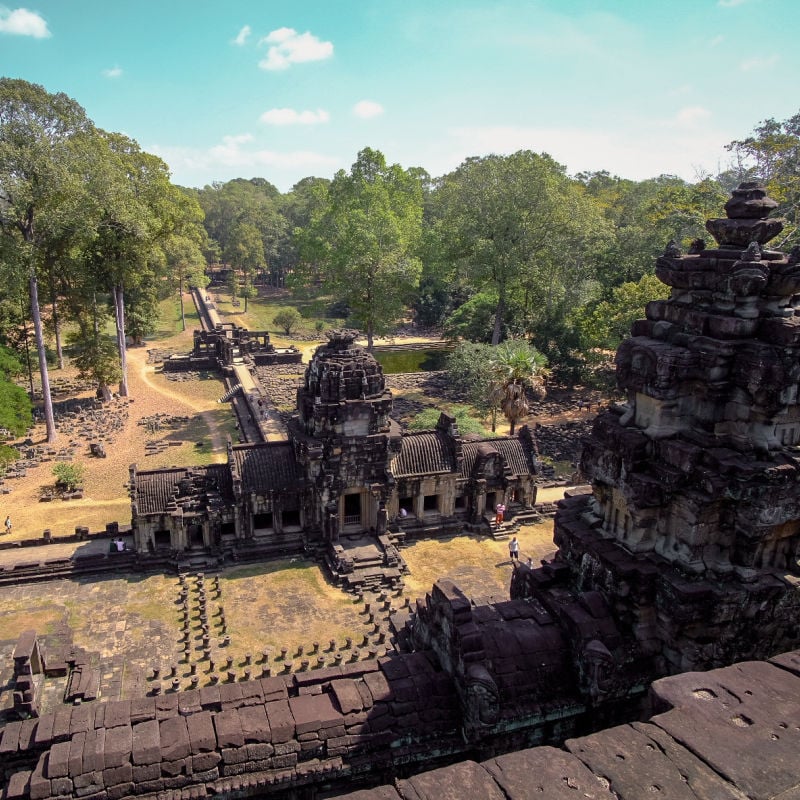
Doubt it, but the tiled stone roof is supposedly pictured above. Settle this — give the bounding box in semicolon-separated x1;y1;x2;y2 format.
232;444;304;493
460;438;536;479
134;468;194;515
391;432;453;477
134;465;235;516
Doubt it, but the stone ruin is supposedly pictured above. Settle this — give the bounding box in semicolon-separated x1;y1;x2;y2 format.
161;323;301;374
131;329;540;587
2;184;800;800
512;182;800;677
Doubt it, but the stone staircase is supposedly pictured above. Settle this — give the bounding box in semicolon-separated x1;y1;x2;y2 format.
218;383;242;403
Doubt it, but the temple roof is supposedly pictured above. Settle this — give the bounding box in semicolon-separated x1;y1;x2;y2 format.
232;443;304;493
460;437;537;479
133;465;234;516
390;431;453;477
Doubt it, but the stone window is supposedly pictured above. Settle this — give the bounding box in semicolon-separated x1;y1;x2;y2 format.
154;530;171;548
399;497;414;515
423;495;439;513
282;509;301;529
253;512;273;530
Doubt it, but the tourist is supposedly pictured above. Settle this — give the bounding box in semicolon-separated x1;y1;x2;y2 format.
116;538;125;552
3;515;10;535
399;507;408;518
509;536;519;561
495;502;505;527
526;557;533;568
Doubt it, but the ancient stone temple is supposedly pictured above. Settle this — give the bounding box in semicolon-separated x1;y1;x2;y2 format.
522;183;800;676
130;330;539;584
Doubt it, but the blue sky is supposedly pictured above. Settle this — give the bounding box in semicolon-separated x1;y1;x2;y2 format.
1;0;798;191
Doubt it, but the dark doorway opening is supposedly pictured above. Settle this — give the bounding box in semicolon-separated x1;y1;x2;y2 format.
343;494;361;525
253;512;273;530
154;530;171;549
188;524;204;547
282;510;301;528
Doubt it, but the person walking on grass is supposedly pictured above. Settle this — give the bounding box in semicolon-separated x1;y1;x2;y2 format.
509;535;519;562
4;515;11;535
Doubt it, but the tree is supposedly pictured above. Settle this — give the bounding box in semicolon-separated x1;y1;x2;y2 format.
578;273;670;354
489;340;549;435
446;341;502;429
295;148;424;349
434;151;610;346
726;111;800;247
52;461;84;491
0;346;32;436
224;222;263;311
67;321;121;401
196;177;286;285
273;308;302;335
0;78;96;441
85;132;183;397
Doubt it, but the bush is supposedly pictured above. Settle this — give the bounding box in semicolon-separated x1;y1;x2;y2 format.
408;405;492;437
272;308;302;335
52;462;85;491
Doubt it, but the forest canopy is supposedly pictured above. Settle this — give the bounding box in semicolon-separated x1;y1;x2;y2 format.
1;78;797;437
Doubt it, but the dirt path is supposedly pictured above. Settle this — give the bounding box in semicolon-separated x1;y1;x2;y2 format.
126;347;225;453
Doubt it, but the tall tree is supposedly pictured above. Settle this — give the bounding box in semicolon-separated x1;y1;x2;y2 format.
224;222;263;312
86;132;191;396
725;111;800;247
490;340;548;435
0;78;95;441
435;151;610;346
295;148;424;349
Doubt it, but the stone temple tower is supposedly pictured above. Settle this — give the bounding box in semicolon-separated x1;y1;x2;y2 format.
292;329;400;536
547;183;800;675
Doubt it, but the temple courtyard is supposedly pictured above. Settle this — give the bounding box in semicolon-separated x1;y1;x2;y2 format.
0;520;556;715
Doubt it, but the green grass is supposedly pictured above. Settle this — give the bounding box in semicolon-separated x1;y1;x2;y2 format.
151;296;202;340
211;288;344;343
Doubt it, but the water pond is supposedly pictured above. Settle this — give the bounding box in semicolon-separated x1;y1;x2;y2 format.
373;347;452;374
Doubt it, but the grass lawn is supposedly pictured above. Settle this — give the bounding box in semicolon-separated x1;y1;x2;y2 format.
209;287;342;346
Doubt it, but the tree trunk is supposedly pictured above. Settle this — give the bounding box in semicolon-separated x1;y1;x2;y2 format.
29;271;57;442
98;382;112;402
366;320;374;352
113;284;129;397
52;296;64;370
491;292;506;346
179;276;186;331
19;298;35;399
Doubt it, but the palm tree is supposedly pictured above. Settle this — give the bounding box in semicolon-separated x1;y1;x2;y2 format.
490;340;549;435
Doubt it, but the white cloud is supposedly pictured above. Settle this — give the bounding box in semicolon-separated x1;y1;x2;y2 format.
353;100;384;119
674;106;711;127
0;7;50;37
232;25;250;46
440;123;730;184
258;27;333;70
149;134;339;189
709;34;724;47
260;108;329;125
102;66;122;79
718;0;749;7
740;54;778;72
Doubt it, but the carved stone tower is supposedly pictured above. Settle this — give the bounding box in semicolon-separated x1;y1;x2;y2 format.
550;183;800;674
292;330;400;534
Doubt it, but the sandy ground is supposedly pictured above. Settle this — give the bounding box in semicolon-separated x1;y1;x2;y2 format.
0;323;232;541
0;308;588;542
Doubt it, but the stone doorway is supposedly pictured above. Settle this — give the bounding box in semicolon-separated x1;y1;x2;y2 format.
343;493;362;528
188;523;204;548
